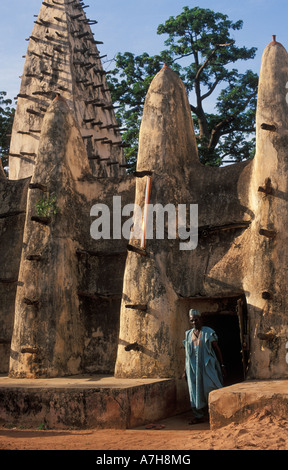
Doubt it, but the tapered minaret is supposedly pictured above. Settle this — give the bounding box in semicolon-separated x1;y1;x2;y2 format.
9;97;92;378
114;66;199;379
243;36;288;379
6;0;130;378
8;0;125;180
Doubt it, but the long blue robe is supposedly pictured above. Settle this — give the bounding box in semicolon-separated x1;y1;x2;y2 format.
183;326;223;415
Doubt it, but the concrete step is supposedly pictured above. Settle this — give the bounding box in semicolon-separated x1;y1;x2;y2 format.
209;379;288;429
0;375;190;430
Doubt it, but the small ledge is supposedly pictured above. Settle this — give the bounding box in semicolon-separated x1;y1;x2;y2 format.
31;216;51;225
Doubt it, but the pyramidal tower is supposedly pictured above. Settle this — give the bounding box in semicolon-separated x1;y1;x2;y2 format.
9;0;126;180
2;0;133;378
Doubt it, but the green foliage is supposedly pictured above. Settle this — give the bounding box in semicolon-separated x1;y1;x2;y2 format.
107;6;258;168
0;91;15;176
37;423;48;430
35;193;59;218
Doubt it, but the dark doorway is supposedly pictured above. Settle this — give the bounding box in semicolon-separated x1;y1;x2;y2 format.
200;296;248;386
202;313;243;385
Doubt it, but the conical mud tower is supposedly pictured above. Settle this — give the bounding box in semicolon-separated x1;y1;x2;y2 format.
115;66;200;378
243;36;288;378
9;0;126;180
2;0;134;378
9;97;91;377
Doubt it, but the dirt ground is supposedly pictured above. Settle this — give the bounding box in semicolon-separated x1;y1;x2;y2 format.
0;407;287;451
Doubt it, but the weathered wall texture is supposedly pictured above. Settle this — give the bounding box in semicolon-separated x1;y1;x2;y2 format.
0;178;29;372
1;0;288;382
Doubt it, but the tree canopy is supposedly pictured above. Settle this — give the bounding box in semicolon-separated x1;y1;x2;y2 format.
107;6;258;169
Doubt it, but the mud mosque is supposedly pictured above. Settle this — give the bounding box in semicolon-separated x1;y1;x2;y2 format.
0;0;287;428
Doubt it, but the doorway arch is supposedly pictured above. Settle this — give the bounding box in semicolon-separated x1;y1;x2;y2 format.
187;294;249;385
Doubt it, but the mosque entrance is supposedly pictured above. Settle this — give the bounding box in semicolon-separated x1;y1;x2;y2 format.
189;295;249;386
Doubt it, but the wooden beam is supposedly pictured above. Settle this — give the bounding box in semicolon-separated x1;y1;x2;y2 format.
261;123;277;132
127;244;147;257
124;342;140;352
259;228;276;239
125;305;147;311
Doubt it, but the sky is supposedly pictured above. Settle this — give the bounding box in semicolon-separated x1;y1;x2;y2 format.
0;0;288;104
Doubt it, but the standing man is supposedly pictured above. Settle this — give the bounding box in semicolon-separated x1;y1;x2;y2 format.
183;309;225;424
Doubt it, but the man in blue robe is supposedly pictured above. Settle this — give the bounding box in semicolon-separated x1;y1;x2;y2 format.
183;309;225;424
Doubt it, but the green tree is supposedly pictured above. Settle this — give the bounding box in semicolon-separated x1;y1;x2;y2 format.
107;6;258;168
0;91;15;176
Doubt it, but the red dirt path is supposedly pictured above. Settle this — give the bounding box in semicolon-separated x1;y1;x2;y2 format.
0;408;287;451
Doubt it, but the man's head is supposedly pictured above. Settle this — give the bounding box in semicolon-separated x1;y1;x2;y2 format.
189;309;202;329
